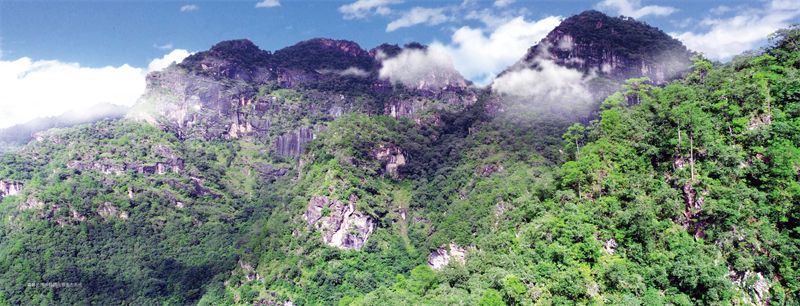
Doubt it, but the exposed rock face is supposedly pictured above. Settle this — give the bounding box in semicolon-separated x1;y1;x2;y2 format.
374;145;406;179
730;270;770;306
0;181;23;200
303;195;374;250
239;260;262;282
19;197;44;210
748;113;772;130
478;164;504;177
66;159;184;175
131;37;481;148
427;243;467;270
681;183;707;238
253;163;289;178
604;238;618;255
275;127;316;157
97;202;129;220
517;10;691;85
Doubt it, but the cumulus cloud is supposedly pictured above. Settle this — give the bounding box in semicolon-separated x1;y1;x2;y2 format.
386;7;450;32
0;50;192;128
146;49;193;72
432;16;562;85
492;59;592;107
179;4;198;12
339;0;402;19
378;46;465;89
671;0;800;60
596;0;677;19
255;0;280;8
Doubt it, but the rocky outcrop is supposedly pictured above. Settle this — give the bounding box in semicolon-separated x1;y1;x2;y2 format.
427;243;467;270
67;160;126;175
303;195;374;250
748;113;772;130
374;145;406;179
67;159;184;175
97;202;129;220
478;164;504;177
730;270;770;306
681;183;708;239
253;163;289;178
275;127;316;157
0;181;23;200
604;238;618;255
19;197;44;210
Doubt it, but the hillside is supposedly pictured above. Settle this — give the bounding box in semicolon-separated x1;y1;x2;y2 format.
0;10;799;306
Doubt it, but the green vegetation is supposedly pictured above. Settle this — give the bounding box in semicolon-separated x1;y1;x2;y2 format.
1;28;799;305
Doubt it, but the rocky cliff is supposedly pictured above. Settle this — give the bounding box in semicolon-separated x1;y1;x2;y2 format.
514;10;692;84
130;39;478;158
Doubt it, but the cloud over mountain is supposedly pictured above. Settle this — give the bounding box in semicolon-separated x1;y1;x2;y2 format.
0;50;192;128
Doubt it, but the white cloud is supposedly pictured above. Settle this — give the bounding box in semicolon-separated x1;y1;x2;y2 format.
153;43;173;50
378;47;466;90
317;67;371;77
339;0;402;20
492;59;592;107
494;0;515;8
709;5;732;16
596;0;677;19
386;7;450;32
255;0;280;8
432;16;562;85
0;50;192;128
180;4;198;12
671;0;800;60
146;49;193;73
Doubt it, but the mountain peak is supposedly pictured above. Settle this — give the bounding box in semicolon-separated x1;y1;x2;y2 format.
178;39;272;81
519;10;692;83
272;37;374;71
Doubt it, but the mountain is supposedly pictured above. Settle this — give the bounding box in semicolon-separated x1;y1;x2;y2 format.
129;38;477;156
512;10;692;84
1;11;800;306
0;103;129;151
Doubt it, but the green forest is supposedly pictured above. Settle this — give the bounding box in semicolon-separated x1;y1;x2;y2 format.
1;27;800;306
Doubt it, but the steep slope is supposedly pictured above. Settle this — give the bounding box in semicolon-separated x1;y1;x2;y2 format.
513;10;692;84
1;14;799;306
130;39;479;158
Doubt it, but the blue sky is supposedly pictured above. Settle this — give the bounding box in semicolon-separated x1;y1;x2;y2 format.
2;0;787;67
1;0;799;128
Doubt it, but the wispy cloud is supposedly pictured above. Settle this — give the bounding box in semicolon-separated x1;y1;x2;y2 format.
387;7;450;32
255;0;280;8
339;0;402;20
494;0;515;8
180;4;198;12
671;0;800;60
378;46;465;89
0;50;192;128
595;0;677;19
153;43;173;50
